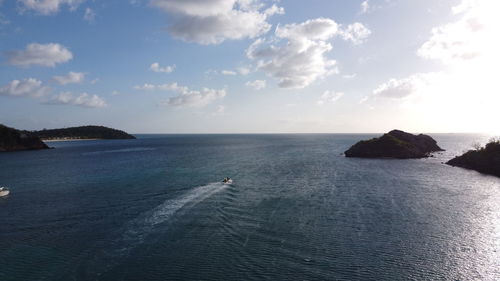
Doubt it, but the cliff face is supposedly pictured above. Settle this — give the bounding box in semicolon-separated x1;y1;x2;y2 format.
0;124;49;152
446;140;500;177
34;125;136;140
344;130;444;159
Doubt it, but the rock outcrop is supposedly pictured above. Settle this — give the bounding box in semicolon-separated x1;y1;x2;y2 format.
446;140;500;177
345;130;443;159
0;124;49;152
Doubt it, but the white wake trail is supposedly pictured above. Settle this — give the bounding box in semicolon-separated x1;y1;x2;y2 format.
119;182;228;250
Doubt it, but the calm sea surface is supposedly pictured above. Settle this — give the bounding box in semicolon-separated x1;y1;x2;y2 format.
0;134;498;281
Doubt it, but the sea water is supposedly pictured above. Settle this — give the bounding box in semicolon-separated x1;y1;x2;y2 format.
0;134;498;280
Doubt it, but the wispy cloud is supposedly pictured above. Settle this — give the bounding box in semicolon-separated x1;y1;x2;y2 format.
221;70;237;76
342;73;357;79
370;74;433;99
150;62;175;73
135;82;226;107
52;71;85;85
245;79;266;90
417;0;491;64
6;43;73;67
317;91;344;105
83;7;95;23
18;0;86;15
212;105;225;116
165;86;226;107
48;92;107;108
360;1;369;14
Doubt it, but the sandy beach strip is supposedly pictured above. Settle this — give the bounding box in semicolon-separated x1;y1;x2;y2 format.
42;138;102;142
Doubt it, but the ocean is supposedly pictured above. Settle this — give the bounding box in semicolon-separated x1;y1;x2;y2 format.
0;134;498;280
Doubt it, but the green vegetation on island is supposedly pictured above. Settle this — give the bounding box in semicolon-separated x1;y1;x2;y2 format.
344;129;444;159
0;124;49;152
446;139;500;177
33;125;136;140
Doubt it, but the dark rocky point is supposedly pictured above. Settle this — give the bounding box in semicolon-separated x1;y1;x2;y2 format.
345;129;444;159
446;139;500;177
0;124;49;152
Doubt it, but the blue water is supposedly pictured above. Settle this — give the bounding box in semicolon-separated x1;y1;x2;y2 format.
0;134;498;280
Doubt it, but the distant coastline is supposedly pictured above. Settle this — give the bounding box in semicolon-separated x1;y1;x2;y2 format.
34;125;136;141
1;124;135;152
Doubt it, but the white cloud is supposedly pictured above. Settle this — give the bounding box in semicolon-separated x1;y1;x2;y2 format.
6;43;73;67
342;73;357;79
365;1;500;133
245;79;266;90
360;0;369;14
371;0;499;101
134;83;157;90
150;0;284;44
52;71;85;85
135;82;226;107
165;85;226;107
18;0;86;15
90;78;99;84
221;70;237;75
417;0;497;64
317;90;344;105
150;62;175;73
83;7;95;22
371;74;432;99
247;18;370;88
48;92;107;108
213;105;225;115
340;22;371;45
237;67;251;75
0;78;50;98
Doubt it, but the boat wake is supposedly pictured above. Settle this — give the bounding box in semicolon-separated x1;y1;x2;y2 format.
121;182;228;246
83;147;155;155
90;182;230;278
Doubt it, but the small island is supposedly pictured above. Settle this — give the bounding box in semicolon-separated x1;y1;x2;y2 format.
345;129;444;159
446;139;500;177
34;125;136;141
0;124;49;152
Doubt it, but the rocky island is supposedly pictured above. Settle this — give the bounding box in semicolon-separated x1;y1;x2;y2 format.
345;130;444;159
446;139;500;177
0;124;49;152
34;125;136;141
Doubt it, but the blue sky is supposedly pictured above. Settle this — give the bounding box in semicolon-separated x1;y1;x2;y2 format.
0;0;498;134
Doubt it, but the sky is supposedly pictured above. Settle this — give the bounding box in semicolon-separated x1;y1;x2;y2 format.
0;0;498;134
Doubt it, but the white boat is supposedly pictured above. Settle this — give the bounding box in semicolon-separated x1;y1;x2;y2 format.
0;187;10;197
222;178;233;185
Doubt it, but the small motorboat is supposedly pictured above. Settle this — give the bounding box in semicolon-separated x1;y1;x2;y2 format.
0;187;10;197
222;177;233;185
